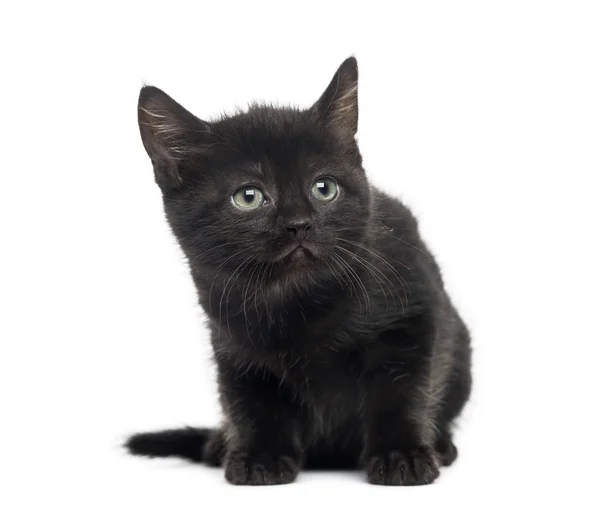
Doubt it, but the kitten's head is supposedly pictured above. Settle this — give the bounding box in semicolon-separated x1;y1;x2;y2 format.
138;57;371;292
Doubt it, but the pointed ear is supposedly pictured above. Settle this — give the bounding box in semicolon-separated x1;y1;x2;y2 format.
138;86;211;189
312;57;359;141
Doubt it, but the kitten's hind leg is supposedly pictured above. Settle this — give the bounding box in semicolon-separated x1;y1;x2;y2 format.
434;430;457;466
434;329;471;468
203;428;226;466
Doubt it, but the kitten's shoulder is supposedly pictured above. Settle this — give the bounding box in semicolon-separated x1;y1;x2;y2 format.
369;186;419;232
368;185;437;271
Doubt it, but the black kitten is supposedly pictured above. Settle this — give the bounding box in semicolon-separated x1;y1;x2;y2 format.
126;57;472;486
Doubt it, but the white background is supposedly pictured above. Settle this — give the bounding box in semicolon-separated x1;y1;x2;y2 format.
1;1;599;506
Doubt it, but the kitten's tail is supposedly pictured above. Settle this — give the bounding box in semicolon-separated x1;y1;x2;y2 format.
125;427;223;464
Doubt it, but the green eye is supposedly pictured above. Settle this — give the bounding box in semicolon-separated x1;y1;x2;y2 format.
232;187;265;209
311;178;338;201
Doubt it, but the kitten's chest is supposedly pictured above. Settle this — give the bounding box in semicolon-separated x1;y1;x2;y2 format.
279;345;366;426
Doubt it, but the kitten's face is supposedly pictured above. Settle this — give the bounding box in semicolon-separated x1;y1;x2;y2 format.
139;58;369;287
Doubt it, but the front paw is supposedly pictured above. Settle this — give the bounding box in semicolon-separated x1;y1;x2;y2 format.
225;451;299;486
365;446;440;486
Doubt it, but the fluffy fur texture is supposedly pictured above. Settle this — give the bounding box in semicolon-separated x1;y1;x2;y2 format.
127;57;472;486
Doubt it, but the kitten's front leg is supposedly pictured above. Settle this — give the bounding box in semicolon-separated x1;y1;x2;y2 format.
217;358;303;485
362;325;441;486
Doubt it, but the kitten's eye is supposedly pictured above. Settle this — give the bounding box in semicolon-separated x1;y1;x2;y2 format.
311;178;338;202
232;187;265;209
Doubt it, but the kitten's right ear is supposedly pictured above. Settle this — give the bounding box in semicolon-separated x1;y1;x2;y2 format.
138;86;211;189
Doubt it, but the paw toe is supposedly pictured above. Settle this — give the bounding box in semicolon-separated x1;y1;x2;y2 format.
225;453;299;486
366;447;439;486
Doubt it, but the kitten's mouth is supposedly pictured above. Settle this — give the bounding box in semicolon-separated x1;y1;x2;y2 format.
276;244;317;263
288;246;311;261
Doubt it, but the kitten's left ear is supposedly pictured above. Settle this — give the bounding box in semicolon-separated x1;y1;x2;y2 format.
311;57;359;141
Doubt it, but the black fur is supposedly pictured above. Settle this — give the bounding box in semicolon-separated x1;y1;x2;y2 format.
126;57;472;486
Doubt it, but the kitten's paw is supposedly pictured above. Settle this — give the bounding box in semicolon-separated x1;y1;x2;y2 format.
365;446;440;486
224;452;299;485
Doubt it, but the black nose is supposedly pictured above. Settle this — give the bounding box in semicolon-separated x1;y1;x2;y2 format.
285;219;311;241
